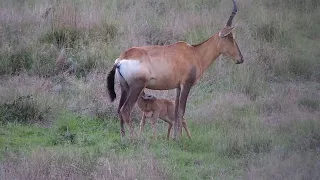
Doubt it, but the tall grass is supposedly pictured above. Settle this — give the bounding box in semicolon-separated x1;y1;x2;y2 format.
1;0;319;80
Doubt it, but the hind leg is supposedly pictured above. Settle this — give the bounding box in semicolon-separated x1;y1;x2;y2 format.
118;78;129;137
118;91;128;137
182;118;192;139
167;121;173;140
160;117;173;140
119;78;146;138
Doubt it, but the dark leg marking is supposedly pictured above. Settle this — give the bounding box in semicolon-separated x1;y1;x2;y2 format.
173;87;181;139
119;78;147;138
175;66;197;140
118;77;129;137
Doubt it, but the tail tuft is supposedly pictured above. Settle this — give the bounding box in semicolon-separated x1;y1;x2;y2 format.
107;65;117;101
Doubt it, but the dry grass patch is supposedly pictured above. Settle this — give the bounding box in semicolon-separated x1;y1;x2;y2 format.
0;74;63;124
187;92;251;123
246;149;320;180
93;152;168;180
0;149;93;180
0;147;168;180
258;82;320;128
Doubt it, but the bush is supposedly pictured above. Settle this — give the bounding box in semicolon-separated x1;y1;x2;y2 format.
255;21;279;43
31;44;58;77
298;98;319;111
0;49;33;75
39;28;83;49
101;23;118;42
288;55;318;80
0;95;49;124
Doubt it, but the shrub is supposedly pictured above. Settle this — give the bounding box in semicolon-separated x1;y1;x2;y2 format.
0;49;33;75
31;44;58;77
0;95;49;124
39;28;83;49
254;21;288;44
298;98;319;111
50;124;76;145
101;23;118;42
288;54;318;80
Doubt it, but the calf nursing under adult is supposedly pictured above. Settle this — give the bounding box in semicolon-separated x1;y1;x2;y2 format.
107;0;244;139
137;91;192;140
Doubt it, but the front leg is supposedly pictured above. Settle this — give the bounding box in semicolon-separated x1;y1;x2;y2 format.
177;84;192;137
175;67;196;140
150;110;161;140
173;87;181;140
159;117;173;140
119;78;147;139
182;118;192;139
139;113;147;134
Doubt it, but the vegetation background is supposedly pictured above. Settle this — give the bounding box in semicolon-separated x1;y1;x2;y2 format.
0;0;319;179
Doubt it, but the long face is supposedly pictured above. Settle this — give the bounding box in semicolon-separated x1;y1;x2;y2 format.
219;0;243;64
218;31;244;64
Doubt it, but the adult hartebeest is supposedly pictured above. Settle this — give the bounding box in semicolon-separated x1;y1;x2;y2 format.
107;0;243;139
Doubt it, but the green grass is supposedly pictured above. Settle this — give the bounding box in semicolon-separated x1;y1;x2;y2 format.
0;107;272;179
0;124;51;152
1;0;320;179
1;94;320;179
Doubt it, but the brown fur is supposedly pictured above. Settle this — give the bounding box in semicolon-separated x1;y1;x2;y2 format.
107;0;243;139
137;92;191;140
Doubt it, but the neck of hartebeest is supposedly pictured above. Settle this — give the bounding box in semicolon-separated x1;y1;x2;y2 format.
193;33;221;74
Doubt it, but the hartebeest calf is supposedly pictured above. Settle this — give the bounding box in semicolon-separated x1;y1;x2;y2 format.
137;91;192;140
107;0;243;139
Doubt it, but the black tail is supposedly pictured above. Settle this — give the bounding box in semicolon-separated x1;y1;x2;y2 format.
107;65;117;102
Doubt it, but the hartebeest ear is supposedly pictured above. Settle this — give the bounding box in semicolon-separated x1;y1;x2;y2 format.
219;26;235;37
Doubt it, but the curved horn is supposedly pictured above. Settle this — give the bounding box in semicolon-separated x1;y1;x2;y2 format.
226;0;238;27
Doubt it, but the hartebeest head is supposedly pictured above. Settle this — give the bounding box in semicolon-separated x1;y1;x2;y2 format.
140;91;156;100
217;0;243;64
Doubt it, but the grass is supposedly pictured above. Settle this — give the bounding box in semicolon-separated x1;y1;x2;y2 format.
1;0;320;179
0;111;265;179
1;101;319;179
1;96;319;179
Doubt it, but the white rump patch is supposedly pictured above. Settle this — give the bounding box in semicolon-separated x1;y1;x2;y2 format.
117;59;141;83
